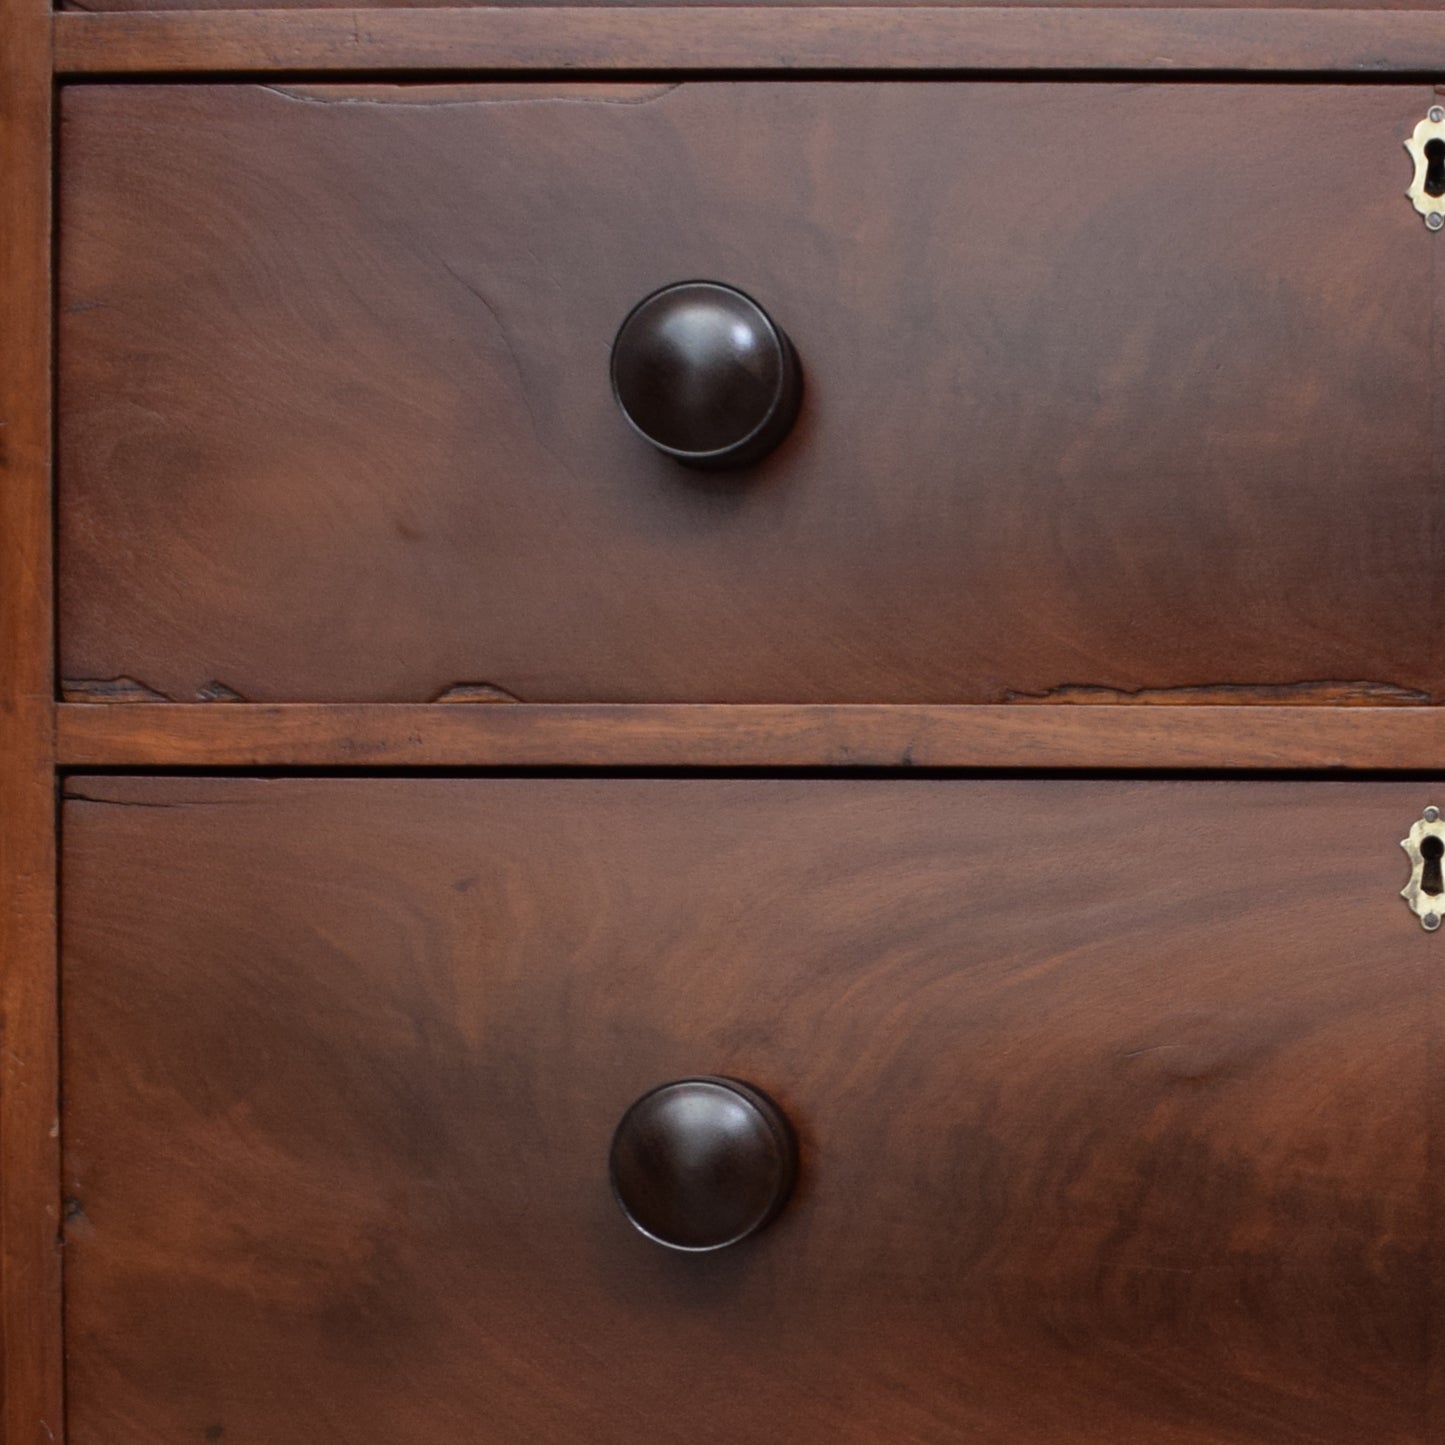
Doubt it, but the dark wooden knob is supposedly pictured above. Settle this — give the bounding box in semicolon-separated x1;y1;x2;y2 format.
610;282;803;469
608;1077;798;1251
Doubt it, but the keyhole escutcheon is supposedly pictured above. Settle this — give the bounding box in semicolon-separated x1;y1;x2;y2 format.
1400;807;1445;929
1405;109;1445;229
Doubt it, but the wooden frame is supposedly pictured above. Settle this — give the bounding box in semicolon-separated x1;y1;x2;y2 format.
51;7;1445;77
0;1;62;1442
6;6;1445;1442
52;703;1445;772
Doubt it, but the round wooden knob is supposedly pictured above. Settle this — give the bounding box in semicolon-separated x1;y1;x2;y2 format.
608;1077;798;1251
610;282;802;469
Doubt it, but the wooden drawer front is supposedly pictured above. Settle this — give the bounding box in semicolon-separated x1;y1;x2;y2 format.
62;778;1431;1443
60;83;1443;705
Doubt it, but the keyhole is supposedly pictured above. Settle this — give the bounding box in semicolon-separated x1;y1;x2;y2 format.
1425;138;1445;197
1420;833;1443;895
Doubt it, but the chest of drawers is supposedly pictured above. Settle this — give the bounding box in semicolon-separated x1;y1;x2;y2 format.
5;3;1445;1442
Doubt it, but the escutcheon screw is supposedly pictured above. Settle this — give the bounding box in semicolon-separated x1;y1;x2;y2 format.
1430;106;1444;123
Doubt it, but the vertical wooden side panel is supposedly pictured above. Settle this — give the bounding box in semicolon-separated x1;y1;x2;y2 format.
0;1;61;1443
1432;158;1445;1445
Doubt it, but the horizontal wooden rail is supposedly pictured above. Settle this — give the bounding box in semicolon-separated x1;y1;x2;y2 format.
52;6;1445;77
54;703;1445;770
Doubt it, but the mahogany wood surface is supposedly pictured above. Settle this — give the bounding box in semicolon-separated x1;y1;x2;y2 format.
60;81;1445;704
52;701;1445;770
50;6;1445;74
34;8;1445;1443
61;776;1436;1443
0;1;64;1443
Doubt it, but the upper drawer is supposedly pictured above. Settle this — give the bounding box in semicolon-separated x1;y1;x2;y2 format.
59;82;1444;704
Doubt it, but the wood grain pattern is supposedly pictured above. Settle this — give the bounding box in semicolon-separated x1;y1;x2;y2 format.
59;82;1444;704
51;7;1445;74
60;777;1435;1443
0;0;64;1442
51;701;1445;770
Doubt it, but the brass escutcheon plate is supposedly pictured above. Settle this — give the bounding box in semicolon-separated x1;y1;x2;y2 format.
1400;806;1445;929
1405;108;1445;230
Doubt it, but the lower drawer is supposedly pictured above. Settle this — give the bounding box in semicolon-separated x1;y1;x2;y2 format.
60;778;1432;1443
